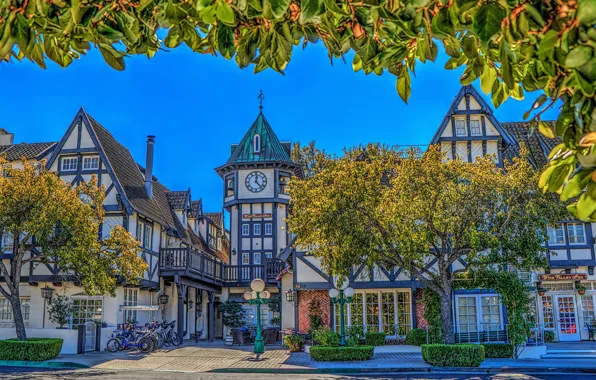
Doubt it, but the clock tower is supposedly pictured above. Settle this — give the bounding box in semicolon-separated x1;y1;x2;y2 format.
215;102;301;277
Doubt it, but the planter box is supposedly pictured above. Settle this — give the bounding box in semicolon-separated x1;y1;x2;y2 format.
0;328;78;354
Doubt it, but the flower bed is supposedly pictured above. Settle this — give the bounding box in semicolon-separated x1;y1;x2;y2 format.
0;338;63;361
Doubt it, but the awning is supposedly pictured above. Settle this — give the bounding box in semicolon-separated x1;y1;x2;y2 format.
119;305;160;311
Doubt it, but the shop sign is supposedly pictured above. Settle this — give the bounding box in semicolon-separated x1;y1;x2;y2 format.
538;274;587;281
242;213;272;218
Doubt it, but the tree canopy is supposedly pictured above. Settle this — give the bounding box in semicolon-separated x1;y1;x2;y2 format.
287;144;564;342
0;159;147;340
1;0;594;217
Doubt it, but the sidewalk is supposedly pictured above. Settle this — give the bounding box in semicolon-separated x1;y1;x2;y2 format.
4;343;596;374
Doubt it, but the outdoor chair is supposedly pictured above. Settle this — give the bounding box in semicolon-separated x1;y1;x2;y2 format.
262;328;279;345
586;323;596;342
232;329;248;345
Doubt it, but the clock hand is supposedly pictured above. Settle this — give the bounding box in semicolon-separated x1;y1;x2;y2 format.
256;176;262;186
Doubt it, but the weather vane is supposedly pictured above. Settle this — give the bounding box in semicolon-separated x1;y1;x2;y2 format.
258;90;265;110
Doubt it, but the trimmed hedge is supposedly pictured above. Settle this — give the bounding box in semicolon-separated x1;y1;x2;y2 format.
482;343;514;358
310;346;374;361
421;344;485;367
365;332;386;346
405;328;427;346
0;338;63;361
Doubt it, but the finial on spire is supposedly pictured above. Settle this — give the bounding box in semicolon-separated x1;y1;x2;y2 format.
258;89;265;110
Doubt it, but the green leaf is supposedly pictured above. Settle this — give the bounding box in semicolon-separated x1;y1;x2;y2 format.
443;36;461;58
300;0;325;24
491;81;507;108
352;54;363;72
577;0;596;25
411;0;431;8
323;0;349;15
578;183;596;220
565;46;594;69
98;43;125;71
462;35;477;59
472;3;505;42
164;26;183;48
548;163;572;193
217;1;236;26
562;169;593;202
480;65;496;95
396;70;411;104
538;121;555;139
217;25;235;59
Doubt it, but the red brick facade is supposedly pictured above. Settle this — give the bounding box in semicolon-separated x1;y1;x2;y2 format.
297;290;331;334
415;289;428;329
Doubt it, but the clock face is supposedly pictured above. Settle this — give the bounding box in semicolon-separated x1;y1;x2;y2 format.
245;171;267;193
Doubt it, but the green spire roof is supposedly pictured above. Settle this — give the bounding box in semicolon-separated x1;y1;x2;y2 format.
226;112;293;164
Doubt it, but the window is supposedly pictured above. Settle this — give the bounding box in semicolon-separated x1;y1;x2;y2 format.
381;292;396;336
396;291;411;336
279;174;290;195
226;177;235;197
547;225;565;245
265;223;273;236
1;230;13;253
264;252;272;259
457;296;478;333
242;224;249;236
366;293;379;332
61;157;78;171
456;295;503;335
143;224;152;250
72;297;103;326
541;295;555;329
543;282;574;291
253;252;261;265
481;296;501;332
567;223;586;244
350;293;364;330
470;120;482;136
582;295;595;327
242;252;250;265
253;224;261;236
124;289;138;323
455;119;466;136
136;222;144;244
82;156;99;170
254;134;261;153
0;297;29;321
243;304;269;326
334;302;348;334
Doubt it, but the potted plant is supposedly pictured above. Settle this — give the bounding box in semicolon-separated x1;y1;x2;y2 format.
537;288;547;297
284;334;305;352
220;301;245;345
577;283;587;295
94;319;108;328
48;294;73;329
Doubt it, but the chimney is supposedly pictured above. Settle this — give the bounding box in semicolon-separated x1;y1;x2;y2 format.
144;135;155;199
0;129;14;146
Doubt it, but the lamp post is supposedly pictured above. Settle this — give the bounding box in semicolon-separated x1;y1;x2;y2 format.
41;285;54;329
328;277;354;346
244;278;270;359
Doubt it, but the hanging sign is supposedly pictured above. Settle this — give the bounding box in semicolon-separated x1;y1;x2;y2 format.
538;274;587;281
242;213;272;219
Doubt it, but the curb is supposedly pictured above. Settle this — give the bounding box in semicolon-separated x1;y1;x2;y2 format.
211;366;596;375
0;360;89;369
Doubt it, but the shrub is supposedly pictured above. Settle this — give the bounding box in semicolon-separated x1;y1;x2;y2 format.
47;295;73;329
482;343;514;358
312;327;340;347
220;302;244;329
421;344;485;367
365;332;386;346
284;334;305;353
405;328;427;346
310;346;374;361
0;338;63;361
544;331;556;343
346;325;364;346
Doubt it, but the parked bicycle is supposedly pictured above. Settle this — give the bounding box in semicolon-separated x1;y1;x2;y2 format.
106;320;179;353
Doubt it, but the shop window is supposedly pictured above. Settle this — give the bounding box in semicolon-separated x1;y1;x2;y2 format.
541;295;555;329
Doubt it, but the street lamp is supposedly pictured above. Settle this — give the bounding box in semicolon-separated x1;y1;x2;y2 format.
41;285;54;329
329;278;354;346
244;278;270;359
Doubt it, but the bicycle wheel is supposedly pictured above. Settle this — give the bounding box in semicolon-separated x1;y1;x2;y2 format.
151;336;159;351
156;333;165;349
107;338;121;353
170;332;180;346
138;338;153;354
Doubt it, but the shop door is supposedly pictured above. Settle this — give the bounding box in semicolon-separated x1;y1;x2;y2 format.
556;295;580;341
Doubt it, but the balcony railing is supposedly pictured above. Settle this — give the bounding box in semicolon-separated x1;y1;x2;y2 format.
159;247;284;285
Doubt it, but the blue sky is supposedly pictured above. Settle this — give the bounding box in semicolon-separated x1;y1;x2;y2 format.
0;42;559;214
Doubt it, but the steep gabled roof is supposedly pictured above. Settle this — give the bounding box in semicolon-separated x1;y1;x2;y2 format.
501;121;558;168
226;112;293;164
205;212;223;228
0;142;57;161
190;199;202;218
166;190;189;210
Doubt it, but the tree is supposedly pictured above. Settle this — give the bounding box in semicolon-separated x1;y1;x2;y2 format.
292;141;331;179
1;1;594;215
0;160;147;341
287;144;564;343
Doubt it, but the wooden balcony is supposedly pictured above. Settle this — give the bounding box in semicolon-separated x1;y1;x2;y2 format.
159;247;284;287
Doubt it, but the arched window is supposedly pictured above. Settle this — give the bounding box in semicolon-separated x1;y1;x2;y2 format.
254;134;261;153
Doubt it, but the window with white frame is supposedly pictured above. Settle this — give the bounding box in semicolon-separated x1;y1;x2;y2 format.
456;294;503;334
265;223;272;235
470;120;482;136
547;225;565;245
567;222;586;244
582;295;595;327
264;252;272;259
254;134;261;153
242;252;250;265
136;222;143;244
0;297;29;322
455;119;466;136
143;224;152;250
72;296;103;326
61;157;78;171
481;296;502;331
541;295;555;329
457;296;478;333
1;230;13;253
243;304;269;326
242;224;249;236
253;224;261;235
124;289;138;323
82;156;99;170
253;252;261;265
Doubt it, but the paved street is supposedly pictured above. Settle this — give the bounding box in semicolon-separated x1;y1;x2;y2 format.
1;368;596;380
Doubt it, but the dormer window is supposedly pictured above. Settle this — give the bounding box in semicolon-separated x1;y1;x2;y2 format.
254;134;261;153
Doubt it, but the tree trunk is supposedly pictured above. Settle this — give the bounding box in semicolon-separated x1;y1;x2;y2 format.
9;294;27;341
439;291;454;344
